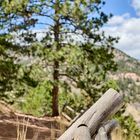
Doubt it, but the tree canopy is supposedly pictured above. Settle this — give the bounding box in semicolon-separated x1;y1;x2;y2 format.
0;0;118;116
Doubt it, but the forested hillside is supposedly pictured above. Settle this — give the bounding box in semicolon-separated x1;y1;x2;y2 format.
109;48;140;138
111;48;140;103
114;48;140;76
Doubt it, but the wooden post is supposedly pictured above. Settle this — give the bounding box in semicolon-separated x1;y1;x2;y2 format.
74;124;91;140
95;120;118;140
58;89;123;140
95;127;108;140
103;120;118;134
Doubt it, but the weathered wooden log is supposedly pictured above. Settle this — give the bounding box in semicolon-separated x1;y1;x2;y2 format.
103;120;118;134
95;120;118;140
62;112;72;121
95;127;108;140
74;124;91;140
58;88;123;140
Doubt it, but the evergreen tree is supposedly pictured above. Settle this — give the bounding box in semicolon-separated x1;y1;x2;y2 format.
0;0;118;116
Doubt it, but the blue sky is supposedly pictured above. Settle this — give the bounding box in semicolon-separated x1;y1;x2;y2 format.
34;0;140;60
103;0;136;16
102;0;140;60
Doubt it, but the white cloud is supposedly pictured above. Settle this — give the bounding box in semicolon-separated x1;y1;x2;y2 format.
104;14;140;60
107;13;130;26
132;0;140;16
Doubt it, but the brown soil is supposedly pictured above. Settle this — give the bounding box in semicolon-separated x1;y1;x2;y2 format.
0;101;69;140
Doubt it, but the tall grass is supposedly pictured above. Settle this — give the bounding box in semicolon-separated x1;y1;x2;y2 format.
112;128;140;140
16;117;29;140
15;117;67;140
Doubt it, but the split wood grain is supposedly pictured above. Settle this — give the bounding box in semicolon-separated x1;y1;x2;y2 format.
58;88;123;140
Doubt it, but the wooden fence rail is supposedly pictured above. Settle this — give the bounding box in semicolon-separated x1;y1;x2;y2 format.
74;124;91;140
58;88;123;140
95;120;118;140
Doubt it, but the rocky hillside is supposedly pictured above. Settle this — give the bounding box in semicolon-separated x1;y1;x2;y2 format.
111;48;140;101
111;48;140;126
113;48;140;77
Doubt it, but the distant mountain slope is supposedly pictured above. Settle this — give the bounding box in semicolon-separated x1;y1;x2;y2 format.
113;48;140;76
111;48;140;103
111;48;140;127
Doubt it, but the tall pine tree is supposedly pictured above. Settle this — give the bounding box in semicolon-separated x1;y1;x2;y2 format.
0;0;118;116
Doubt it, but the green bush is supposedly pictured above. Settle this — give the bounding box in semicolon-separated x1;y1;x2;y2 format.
16;80;52;116
114;107;140;139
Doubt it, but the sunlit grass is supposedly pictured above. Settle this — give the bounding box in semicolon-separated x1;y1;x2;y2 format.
16;117;29;140
112;127;140;140
15;117;67;140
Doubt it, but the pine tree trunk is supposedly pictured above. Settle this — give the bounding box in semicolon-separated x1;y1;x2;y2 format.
52;0;60;116
52;60;59;116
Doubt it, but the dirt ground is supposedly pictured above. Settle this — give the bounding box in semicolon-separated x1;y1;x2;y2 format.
0;101;69;140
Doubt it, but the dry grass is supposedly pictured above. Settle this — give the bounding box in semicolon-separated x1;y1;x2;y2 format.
49;119;67;140
15;117;67;140
16;117;29;140
15;117;139;140
32;130;39;140
112;128;140;140
15;118;139;140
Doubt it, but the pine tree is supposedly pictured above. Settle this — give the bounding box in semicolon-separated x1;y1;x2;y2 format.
0;0;118;116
